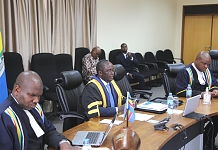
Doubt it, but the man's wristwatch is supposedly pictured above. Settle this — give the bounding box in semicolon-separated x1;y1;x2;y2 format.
59;139;71;145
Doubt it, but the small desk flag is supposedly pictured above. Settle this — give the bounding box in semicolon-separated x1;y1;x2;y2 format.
123;91;135;123
0;31;8;103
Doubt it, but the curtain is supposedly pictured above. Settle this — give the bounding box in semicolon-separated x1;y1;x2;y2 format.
0;0;97;70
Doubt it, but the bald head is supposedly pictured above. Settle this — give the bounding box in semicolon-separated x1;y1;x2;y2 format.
196;51;211;61
194;51;211;72
14;71;43;90
91;46;101;59
12;71;43;110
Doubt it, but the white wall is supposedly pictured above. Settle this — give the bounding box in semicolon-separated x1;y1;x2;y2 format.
97;0;218;59
97;0;177;59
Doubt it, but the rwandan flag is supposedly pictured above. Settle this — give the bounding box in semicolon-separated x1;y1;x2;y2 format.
123;91;135;123
0;31;8;103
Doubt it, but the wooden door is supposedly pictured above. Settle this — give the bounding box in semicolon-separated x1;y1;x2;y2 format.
183;15;212;65
212;15;218;49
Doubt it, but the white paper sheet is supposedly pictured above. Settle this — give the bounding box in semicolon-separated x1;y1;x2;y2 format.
100;119;123;125
119;113;154;121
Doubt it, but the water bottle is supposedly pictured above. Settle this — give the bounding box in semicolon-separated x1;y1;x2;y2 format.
186;84;192;98
203;87;211;105
82;139;92;150
167;93;174;114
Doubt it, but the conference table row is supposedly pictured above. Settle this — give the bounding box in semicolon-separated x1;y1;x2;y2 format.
62;97;218;150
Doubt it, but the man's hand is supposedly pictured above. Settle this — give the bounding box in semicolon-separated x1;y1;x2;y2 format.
211;90;218;98
118;105;125;113
128;73;134;79
127;52;132;59
132;99;138;108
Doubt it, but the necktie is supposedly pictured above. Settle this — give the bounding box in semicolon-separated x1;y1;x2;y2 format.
106;84;115;107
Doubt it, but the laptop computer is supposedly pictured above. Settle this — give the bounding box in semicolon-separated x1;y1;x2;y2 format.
72;114;117;146
182;95;205;120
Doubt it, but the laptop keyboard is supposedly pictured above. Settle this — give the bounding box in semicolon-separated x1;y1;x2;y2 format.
86;132;100;144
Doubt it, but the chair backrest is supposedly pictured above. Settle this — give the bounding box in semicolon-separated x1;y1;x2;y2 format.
31;53;58;93
74;47;90;74
164;49;174;59
55;54;73;76
99;49;106;60
4;52;24;91
56;70;84;112
109;49;122;65
144;52;156;63
55;70;84;131
162;63;185;97
156;50;166;62
164;49;175;64
209;50;218;78
113;64;134;97
135;52;145;64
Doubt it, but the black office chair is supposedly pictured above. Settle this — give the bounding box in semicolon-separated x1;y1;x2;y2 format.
55;70;85;132
162;63;185;97
30;53;59;119
55;53;73;76
135;52;159;89
135;52;159;77
109;49;122;65
99;49;106;60
113;64;152;100
164;49;184;64
144;51;167;74
4;52;24;93
209;50;218;79
156;50;167;63
74;47;90;74
135;52;162;87
150;63;185;105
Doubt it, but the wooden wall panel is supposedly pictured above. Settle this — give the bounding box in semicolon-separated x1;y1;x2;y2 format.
212;15;218;50
183;16;212;65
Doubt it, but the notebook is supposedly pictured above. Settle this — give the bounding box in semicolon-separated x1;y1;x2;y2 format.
72;114;116;146
182;95;205;120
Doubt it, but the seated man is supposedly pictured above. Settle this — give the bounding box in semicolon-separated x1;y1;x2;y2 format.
116;43;145;90
82;46;102;81
176;51;218;150
0;71;75;150
78;60;127;120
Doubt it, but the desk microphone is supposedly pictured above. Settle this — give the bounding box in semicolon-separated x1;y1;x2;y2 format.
154;116;171;130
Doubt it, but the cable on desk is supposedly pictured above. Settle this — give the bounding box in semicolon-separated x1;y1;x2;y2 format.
202;115;214;150
174;124;187;150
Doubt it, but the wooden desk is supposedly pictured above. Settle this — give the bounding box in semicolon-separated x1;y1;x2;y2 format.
62;98;218;150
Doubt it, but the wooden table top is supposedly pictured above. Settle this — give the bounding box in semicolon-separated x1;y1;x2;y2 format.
62;98;218;150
